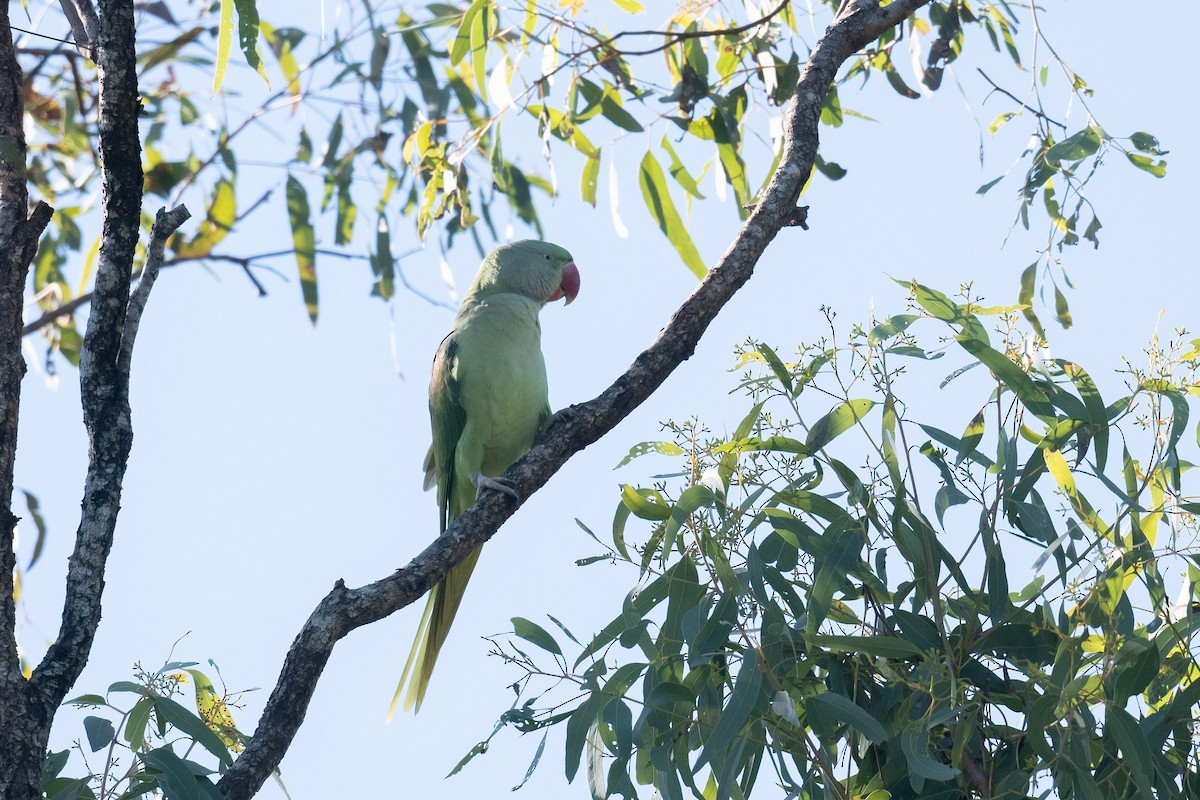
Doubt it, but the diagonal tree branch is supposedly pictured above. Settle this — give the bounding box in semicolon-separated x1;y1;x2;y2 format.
119;205;192;374
216;1;929;797
57;0;100;59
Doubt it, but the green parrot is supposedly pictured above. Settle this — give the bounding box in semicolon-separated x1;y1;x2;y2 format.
390;240;581;716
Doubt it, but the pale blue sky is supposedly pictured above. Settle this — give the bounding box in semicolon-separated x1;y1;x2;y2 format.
14;3;1200;798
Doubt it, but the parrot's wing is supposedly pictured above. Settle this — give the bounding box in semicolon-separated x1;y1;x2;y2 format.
428;332;467;532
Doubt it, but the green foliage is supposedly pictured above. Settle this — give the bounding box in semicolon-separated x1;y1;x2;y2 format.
286;174;319;323
639;150;706;279
7;1;1182;795
19;0;1163;363
472;284;1200;799
47;660;266;800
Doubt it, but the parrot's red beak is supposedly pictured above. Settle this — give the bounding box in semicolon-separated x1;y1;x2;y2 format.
550;261;580;305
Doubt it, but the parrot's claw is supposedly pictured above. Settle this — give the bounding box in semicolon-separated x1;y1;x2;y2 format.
543;405;578;434
475;473;520;499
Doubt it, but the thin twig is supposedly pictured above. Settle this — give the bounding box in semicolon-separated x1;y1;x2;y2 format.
235;187;275;222
238;262;268;296
557;0;791;57
14;46;81;57
166;33;353;207
976;68;1066;130
395;249;457;310
21;245;455;334
21;291;92;336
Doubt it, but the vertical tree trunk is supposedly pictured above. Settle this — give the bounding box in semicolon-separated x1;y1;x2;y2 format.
1;0;143;794
0;2;57;795
0;686;55;799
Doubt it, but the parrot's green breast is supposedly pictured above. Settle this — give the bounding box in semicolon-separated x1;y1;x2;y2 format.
446;292;550;519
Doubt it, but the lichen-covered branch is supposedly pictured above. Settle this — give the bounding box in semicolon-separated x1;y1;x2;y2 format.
0;6;56;799
27;0;143;712
216;2;930;797
0;0;54;668
7;9;187;800
29;199;189;708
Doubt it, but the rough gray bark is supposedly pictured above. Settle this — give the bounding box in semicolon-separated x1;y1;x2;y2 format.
0;3;57;796
28;0;143;703
0;0;188;795
217;1;930;797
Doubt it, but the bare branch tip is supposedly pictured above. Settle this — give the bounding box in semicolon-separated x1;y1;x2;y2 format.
785;206;810;229
29;201;54;227
152;204;192;239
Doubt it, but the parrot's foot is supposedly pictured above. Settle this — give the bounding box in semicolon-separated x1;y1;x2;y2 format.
543;405;578;434
475;473;520;499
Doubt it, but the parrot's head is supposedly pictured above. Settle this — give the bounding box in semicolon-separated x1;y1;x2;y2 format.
480;240;580;307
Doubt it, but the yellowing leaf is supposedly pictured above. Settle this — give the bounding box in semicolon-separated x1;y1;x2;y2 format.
638;150;706;278
173;179;236;258
1044;447;1113;542
286;174;318;323
212;0;234;94
1043;448;1075;494
988;112;1015;135
580;154;599;206
262;22;300;103
523;0;537;37
806;399;876;451
77;236;100;296
176;669;243;752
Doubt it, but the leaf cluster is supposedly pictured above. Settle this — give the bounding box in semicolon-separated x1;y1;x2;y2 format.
472;283;1200;799
46;659;265;800
18;0;1163;356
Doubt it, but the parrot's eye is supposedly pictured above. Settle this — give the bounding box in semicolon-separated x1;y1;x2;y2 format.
544;254;551;261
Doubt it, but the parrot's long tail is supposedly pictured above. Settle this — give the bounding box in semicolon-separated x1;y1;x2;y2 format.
388;546;483;718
